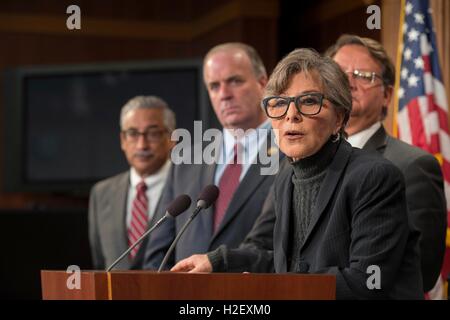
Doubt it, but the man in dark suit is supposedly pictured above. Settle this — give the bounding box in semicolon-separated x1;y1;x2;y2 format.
88;95;175;270
326;34;447;293
143;43;280;270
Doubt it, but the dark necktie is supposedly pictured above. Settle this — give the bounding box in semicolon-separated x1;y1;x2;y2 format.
213;143;242;233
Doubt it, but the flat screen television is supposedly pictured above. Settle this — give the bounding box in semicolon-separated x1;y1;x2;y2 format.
2;59;214;195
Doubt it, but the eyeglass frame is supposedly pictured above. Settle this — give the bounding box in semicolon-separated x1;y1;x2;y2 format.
345;69;383;85
262;92;327;119
121;128;169;143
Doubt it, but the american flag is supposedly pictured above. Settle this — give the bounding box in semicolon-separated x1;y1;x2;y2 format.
395;0;450;289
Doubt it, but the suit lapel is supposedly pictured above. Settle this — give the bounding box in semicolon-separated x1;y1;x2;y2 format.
111;172;130;258
276;163;293;272
362;125;388;154
300;140;352;251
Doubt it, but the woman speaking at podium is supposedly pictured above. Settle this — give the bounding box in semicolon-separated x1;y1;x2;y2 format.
172;48;423;300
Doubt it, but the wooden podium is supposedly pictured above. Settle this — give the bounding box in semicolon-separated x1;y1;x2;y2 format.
41;270;335;300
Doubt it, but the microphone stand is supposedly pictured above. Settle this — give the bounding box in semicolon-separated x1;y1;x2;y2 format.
106;212;170;272
157;206;203;272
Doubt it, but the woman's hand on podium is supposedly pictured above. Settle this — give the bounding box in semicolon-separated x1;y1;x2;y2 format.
170;254;212;273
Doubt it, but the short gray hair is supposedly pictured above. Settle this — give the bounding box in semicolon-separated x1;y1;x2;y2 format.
203;42;267;79
120;95;176;132
264;48;352;137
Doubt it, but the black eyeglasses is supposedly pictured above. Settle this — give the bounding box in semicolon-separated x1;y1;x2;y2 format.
262;92;325;119
122;128;168;143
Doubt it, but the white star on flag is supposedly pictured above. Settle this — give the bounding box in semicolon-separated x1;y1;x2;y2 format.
407;74;419;87
408;28;419;41
405;2;413;15
414;57;424;69
401;67;409;79
404;48;413;60
403;22;408;33
414;13;424;24
398;87;405;99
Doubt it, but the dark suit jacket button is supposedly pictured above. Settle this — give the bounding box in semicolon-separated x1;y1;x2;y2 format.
298;261;309;273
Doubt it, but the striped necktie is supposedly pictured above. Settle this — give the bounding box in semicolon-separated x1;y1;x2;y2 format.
128;181;148;259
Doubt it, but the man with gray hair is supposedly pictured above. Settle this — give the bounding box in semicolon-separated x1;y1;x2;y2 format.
89;95;175;270
326;34;446;294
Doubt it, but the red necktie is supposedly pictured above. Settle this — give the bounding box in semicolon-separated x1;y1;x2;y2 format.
128;181;148;259
213;143;242;233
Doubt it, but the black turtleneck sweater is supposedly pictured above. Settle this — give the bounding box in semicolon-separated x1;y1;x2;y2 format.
289;138;338;272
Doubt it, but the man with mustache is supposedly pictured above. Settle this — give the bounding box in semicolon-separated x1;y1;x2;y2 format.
326;34;446;293
88;95;175;270
143;43;279;270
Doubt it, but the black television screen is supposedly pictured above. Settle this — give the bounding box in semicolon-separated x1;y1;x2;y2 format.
2;59;213;194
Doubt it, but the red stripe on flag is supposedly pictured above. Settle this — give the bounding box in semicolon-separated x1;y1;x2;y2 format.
443;159;450;181
437;107;450;133
407;99;429;152
422;55;431;73
429;133;440;155
426;93;435;113
426;93;450;133
425;94;439;153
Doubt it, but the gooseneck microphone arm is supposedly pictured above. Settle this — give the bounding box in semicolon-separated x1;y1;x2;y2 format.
157;207;202;272
157;185;219;272
106;194;191;272
106;213;169;272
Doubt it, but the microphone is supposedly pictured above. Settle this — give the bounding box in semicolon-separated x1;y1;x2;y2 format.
157;185;220;272
106;194;191;272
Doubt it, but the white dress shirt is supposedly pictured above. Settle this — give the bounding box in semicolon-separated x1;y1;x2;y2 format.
346;122;381;149
126;160;171;228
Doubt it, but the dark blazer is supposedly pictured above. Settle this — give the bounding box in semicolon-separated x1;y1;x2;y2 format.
210;140;423;299
88;171;164;270
143;137;280;270
363;126;447;291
